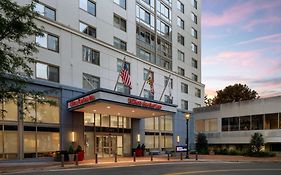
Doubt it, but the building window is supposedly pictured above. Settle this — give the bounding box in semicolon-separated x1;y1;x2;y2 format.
192;73;198;82
191;27;197;39
83;73;100;90
114;14;127;32
195;88;201;98
195;103;201;107
114;0;126;9
181;100;188;110
178;67;185;76
156;19;171;37
191;12;197;24
240;116;250;130
178;50;184;62
265;113;279;129
113;37;127;51
195;119;217;132
164;76;173;89
116;82;130;95
177;1;184;13
191;0;197;9
222;118;229;131
136;5;155;29
79;0;96;16
177;17;184;29
36;62;59;83
181;83;188;94
164;95;173;104
177;33;184;46
144;89;154;100
157;1;171;20
34;2;56;21
229;117;239;131
117;59;130;73
79;22;96;38
251;115;263;130
36;32;59;52
191;42;198;53
82;46;100;65
140;7;151;25
192;58;198;68
142;0;154;7
138;48;151;62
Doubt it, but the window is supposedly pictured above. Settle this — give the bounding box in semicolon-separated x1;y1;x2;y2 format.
114;0;126;9
265;113;278;129
164;95;173;104
164;76;173;89
116;83;130;95
79;22;96;38
34;2;56;20
83;73;100;90
222;118;229;131
191;12;197;24
82;46;100;65
178;50;184;62
36;62;59;82
177;1;184;13
144;89;154;100
191;0;197;9
178;67;185;76
191;27;197;39
142;0;154;6
36;32;59;52
157;1;171;20
114;14;127;32
117;59;130;73
140;8;151;25
191;42;198;53
181;83;188;94
113;37;127;51
136;5;155;28
195;88;201;98
139;48;151;62
251;115;263;130
177;17;184;29
181;100;188;110
79;0;96;16
229;117;239;131
177;33;184;46
196;119;218;132
192;73;198;81
240;116;250;130
143;68;154;81
192;58;198;68
157;20;171;36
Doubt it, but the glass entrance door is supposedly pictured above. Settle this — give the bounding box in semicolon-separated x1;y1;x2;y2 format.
96;134;123;157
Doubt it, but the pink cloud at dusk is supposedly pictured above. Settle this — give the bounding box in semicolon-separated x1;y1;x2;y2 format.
242;16;281;31
237;33;281;45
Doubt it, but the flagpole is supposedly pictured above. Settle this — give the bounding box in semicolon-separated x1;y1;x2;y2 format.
113;56;126;91
159;74;171;101
139;67;151;96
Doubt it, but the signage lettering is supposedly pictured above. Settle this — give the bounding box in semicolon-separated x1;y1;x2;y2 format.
128;98;162;110
68;94;95;108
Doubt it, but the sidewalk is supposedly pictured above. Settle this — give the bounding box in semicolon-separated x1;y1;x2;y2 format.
0;154;280;174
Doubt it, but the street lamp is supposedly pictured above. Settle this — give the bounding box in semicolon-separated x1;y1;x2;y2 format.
185;113;190;159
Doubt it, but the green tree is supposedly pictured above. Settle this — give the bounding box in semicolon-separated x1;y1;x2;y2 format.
196;133;208;154
249;132;264;153
212;84;259;105
204;95;213;107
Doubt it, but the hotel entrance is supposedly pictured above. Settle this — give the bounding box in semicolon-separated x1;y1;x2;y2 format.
96;134;123;157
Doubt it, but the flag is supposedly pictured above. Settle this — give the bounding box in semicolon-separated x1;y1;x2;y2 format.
146;71;154;95
120;62;132;89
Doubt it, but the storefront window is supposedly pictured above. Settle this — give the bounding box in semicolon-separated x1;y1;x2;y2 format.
123;134;131;156
95;114;101;126
165;136;172;148
1;100;17;121
118;116;123;128
265;113;278;129
251;115;263;130
145;117;154;130
24;131;36;153
240;116;250;130
4;131;18;154
84;113;95;125
165;115;172;131
111;116;118;128
124;117;131;128
145;135;154;148
37;132;60;152
160;116;165;131
101;115;109;127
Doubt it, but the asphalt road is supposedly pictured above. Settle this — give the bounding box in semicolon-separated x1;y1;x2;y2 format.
5;162;281;175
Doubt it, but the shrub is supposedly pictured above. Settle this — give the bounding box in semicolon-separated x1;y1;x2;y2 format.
245;151;276;157
68;144;74;154
196;133;208;154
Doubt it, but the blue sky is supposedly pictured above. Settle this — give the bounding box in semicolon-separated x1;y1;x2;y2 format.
201;0;281;98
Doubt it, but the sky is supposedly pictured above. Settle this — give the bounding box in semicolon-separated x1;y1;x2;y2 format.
201;0;281;98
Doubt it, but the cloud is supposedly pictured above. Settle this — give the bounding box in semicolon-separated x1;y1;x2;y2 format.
236;33;281;45
242;16;281;31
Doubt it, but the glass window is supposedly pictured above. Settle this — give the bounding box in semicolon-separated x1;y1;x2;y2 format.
36;62;59;82
251;115;263;130
36;32;59;52
139;48;151;62
177;1;184;13
101;115;110;127
178;50;184;62
240;116;250;130
34;2;56;21
177;33;184;45
192;73;198;81
164;95;173;104
144;89;154;100
145;135;155;148
191;12;197;24
95;114;101;126
177;17;184;29
79;0;96;16
178;67;185;76
156;19;171;37
181;83;188;94
192;58;198;68
123;117;131;128
191;0;197;9
24;131;36;153
84;113;95;125
82;73;100;90
117;59;130;73
164;76;173;89
191;27;197;39
82;46;100;65
114;14;127;32
37;97;59;124
113;37;127;51
157;1;170;20
4;131;18;154
143;68;154;81
265;113;278;129
116;83;130;95
222;118;229;131
145;117;155;130
165;115;172;131
79;22;96;38
140;8;150;25
195;120;204;132
195;88;201;98
165;136;173;148
1;100;17;121
114;0;126;9
229;117;239;131
181;100;188;110
191;42;198;53
37;132;60;152
110;116;118;128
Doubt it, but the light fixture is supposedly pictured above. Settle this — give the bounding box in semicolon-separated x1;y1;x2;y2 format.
152;113;155;116
132;110;135;113
185;113;190;120
71;131;75;142
107;106;111;109
137;134;140;143
93;109;96;112
117;112;120;115
176;135;180;143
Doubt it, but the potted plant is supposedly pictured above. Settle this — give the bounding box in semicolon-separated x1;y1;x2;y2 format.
75;145;84;161
68;144;75;161
136;144;142;157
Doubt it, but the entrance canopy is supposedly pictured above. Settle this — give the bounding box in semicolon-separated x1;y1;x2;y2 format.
67;88;177;118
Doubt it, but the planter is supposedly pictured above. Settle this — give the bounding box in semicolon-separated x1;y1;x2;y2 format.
69;154;74;162
77;151;84;161
136;149;142;157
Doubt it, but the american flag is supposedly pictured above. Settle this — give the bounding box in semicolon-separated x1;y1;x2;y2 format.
146;71;154;95
120;62;132;89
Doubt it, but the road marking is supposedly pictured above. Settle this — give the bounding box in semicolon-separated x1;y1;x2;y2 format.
163;168;281;175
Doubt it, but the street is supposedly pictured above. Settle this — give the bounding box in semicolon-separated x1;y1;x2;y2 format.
4;162;281;175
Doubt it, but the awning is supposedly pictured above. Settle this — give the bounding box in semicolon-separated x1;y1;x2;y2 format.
67;88;177;118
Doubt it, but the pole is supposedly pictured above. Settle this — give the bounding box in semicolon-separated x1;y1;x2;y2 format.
61;154;64;167
75;153;79;166
114;57;126;91
115;152;117;162
139;67;151;96
133;151;136;162
95;153;98;164
159;74;171;101
186;118;189;159
151;153;153;161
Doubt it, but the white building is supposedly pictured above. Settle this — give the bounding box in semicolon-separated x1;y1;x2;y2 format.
0;0;203;160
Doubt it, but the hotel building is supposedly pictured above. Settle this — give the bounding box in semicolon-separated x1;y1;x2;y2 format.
0;0;203;160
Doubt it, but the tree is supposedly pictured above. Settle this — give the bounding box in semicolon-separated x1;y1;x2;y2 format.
249;132;264;153
196;133;208;154
0;0;53;118
212;84;259;105
204;95;213;107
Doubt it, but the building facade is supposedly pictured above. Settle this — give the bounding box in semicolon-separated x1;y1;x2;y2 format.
193;96;281;152
0;0;203;160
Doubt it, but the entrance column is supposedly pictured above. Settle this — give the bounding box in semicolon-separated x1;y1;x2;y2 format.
131;118;141;149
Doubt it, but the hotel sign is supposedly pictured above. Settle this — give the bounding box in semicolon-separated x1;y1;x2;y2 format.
68;94;95;109
128;98;162;110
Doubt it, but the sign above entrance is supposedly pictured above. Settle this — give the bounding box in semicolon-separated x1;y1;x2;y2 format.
128;98;162;110
68;94;95;109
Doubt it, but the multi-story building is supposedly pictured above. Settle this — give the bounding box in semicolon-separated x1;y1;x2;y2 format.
193;96;281;153
0;0;203;160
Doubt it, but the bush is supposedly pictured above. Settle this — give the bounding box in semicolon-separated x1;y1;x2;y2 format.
245;151;276;157
196;133;208;154
76;145;83;153
68;144;74;154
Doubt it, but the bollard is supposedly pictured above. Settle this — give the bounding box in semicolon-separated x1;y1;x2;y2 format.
180;152;183;160
150;153;153;161
168;153;170;161
196;152;198;161
61;154;64;167
133;152;136;162
75;153;79;166
115;152;117;163
95;153;98;164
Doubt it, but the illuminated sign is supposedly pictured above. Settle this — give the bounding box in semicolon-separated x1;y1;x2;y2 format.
128;98;162;110
176;146;187;152
68;94;95;108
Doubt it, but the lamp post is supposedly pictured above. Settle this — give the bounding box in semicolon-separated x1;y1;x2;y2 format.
185;113;190;159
